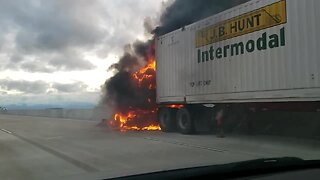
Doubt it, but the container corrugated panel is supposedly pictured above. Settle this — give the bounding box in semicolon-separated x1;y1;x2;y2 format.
156;29;187;103
156;0;320;104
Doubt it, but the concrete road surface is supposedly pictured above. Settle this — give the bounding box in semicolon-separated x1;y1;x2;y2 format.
0;114;320;180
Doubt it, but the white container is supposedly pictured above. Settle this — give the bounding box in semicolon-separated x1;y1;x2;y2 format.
156;0;320;104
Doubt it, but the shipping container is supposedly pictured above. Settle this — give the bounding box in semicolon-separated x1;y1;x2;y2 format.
156;0;320;104
155;0;320;134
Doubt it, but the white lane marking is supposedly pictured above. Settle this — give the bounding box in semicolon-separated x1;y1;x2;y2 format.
1;128;12;134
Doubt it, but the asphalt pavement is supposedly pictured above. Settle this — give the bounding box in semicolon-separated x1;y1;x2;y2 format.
0;114;320;180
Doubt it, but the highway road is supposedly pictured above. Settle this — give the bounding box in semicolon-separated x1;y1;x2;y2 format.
1;114;320;180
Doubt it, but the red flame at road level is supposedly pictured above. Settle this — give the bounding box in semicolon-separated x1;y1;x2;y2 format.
110;111;161;132
166;104;184;109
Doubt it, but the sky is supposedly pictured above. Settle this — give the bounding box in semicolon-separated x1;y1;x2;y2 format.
0;0;165;109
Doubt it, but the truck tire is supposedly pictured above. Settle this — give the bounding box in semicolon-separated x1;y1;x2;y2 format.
176;108;194;134
158;108;176;132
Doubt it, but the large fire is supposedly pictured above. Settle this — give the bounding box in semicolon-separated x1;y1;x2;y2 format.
109;55;161;131
106;41;186;132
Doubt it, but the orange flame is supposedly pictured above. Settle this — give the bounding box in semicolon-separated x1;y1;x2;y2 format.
132;59;156;86
111;111;161;132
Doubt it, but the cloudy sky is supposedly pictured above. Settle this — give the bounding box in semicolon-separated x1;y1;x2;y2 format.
0;0;165;108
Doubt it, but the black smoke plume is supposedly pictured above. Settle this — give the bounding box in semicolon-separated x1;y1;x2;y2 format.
101;40;155;114
101;0;250;114
155;0;249;36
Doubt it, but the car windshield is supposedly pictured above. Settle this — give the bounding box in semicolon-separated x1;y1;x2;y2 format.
1;0;320;179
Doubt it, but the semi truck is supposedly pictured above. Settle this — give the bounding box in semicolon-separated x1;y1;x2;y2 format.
155;0;320;134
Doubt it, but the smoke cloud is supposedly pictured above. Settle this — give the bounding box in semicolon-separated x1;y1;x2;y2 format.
155;0;250;36
101;40;156;113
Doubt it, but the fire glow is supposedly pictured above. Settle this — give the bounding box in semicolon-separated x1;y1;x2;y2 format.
110;111;161;132
109;54;161;131
132;59;156;88
166;104;184;109
106;44;186;132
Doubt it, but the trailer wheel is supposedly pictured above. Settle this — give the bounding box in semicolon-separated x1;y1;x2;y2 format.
176;108;194;134
158;108;176;132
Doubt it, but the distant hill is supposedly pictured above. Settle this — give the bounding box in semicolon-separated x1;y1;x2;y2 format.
3;102;96;110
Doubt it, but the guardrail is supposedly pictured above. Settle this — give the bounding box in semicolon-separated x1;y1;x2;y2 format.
0;108;112;121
